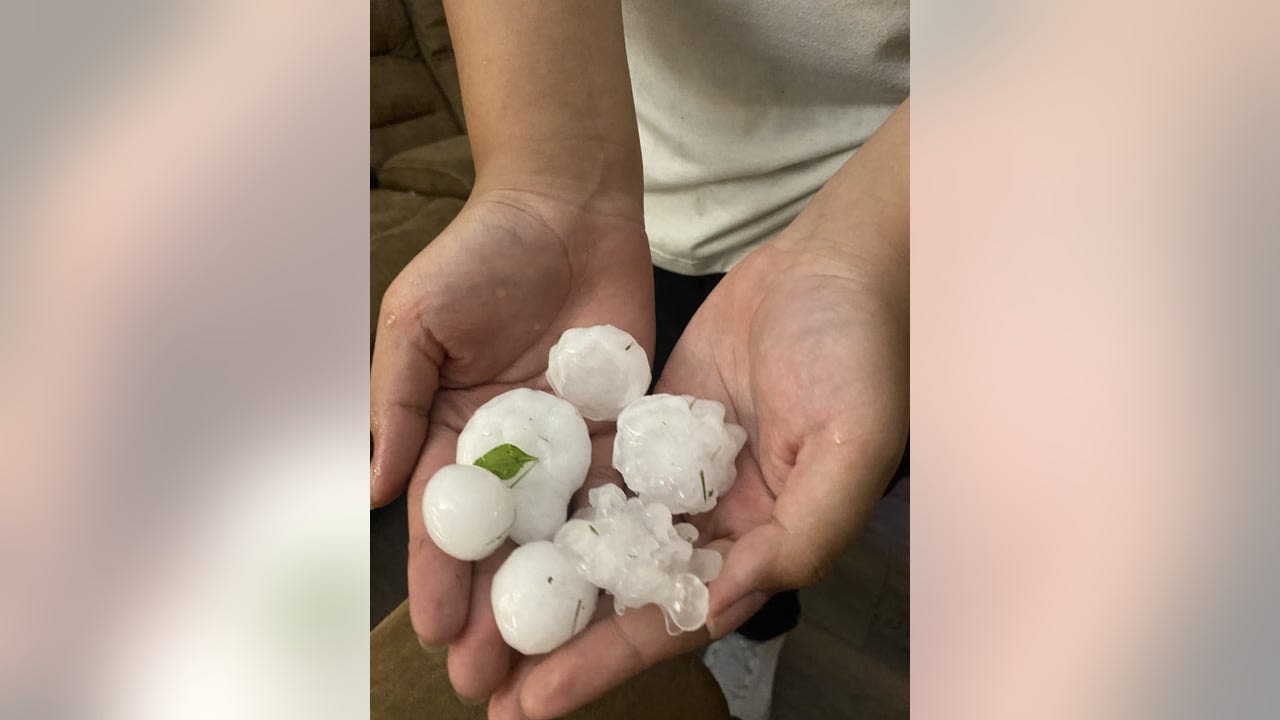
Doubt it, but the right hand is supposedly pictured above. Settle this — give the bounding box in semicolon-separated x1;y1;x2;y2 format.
370;186;653;701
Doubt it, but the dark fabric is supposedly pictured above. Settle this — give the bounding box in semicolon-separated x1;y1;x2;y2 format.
651;265;909;643
652;265;725;381
737;589;802;642
885;437;909;495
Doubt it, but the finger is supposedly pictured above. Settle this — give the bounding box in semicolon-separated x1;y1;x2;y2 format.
706;590;770;640
488;581;624;719
407;424;471;646
516;538;734;720
488;653;542;720
447;543;515;703
709;436;886;623
705;522;781;630
371;297;445;507
517;602;709;720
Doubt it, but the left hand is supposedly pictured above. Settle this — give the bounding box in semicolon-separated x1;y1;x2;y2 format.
485;228;909;719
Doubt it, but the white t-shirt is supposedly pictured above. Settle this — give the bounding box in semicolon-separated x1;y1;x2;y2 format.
622;0;909;275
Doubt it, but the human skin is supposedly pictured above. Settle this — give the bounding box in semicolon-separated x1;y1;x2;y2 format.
369;0;910;712
368;0;653;702
489;101;910;720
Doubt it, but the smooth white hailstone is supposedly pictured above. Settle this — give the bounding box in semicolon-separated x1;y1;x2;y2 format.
546;325;650;421
507;486;570;546
491;541;599;655
457;388;591;543
612;394;748;514
554;484;722;635
422;464;516;561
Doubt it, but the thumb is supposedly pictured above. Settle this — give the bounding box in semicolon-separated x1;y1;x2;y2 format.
370;291;444;508
705;523;779;638
707;435;891;631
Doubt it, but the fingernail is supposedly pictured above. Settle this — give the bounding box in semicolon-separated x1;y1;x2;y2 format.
417;637;446;654
706;591;768;639
453;690;488;707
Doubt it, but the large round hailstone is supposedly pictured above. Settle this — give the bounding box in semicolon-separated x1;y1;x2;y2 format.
491;541;598;654
612;394;748;514
546;325;650;421
507;485;570;547
422;464;516;561
554;484;722;634
456;388;591;544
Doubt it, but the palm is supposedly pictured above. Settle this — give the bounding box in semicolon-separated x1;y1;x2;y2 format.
497;241;907;720
370;191;654;701
661;242;907;586
406;195;653;430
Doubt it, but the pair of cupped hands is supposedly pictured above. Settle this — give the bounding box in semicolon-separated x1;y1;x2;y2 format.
370;184;907;719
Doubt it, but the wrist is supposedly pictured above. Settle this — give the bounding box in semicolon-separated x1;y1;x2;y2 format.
774;216;908;313
771;99;909;306
471;137;644;227
465;176;649;268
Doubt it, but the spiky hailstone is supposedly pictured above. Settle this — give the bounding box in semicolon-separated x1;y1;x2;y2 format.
613;394;748;514
491;541;599;655
456;388;591;544
422;464;516;561
546;325;650;421
554;485;723;635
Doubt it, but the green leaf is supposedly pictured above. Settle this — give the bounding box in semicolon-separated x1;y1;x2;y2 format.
589;524;599;536
700;469;708;501
473;443;539;482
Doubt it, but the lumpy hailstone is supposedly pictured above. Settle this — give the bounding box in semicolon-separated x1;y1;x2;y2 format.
422;464;516;561
554;485;722;635
491;541;598;654
613;394;748;514
456;388;591;544
546;325;650;421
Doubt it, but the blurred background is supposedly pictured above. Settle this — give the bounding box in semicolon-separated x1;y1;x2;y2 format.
0;1;368;718
3;0;1280;718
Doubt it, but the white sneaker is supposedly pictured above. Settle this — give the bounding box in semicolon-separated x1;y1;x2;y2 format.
701;632;786;720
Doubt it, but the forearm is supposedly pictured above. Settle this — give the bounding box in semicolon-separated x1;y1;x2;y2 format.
780;99;909;303
443;0;642;217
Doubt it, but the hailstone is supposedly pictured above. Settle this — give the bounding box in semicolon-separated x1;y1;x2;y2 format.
554;484;723;635
612;394;747;514
456;388;591;544
546;325;650;421
422;464;516;561
491;541;599;654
